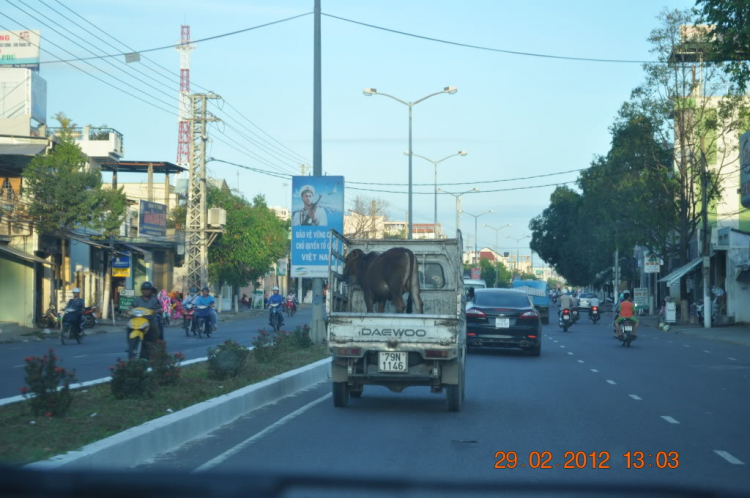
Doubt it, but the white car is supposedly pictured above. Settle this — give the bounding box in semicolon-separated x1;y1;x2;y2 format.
577;292;597;310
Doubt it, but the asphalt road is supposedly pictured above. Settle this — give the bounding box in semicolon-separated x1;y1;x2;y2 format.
0;307;312;399
139;305;750;496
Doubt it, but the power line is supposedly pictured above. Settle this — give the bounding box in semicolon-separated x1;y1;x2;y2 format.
210;158;291;181
348;167;585;187
322;13;660;65
209;133;300;177
211;124;300;175
34;12;313;64
10;0;180;107
0;14;176;115
219;119;307;174
50;1;311;169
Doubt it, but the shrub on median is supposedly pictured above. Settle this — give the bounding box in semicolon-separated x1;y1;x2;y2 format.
20;349;76;417
148;341;186;386
207;339;249;380
110;358;156;399
251;329;278;363
276;325;313;350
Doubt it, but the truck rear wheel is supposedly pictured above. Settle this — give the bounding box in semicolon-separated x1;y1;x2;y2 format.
446;362;465;412
333;382;349;407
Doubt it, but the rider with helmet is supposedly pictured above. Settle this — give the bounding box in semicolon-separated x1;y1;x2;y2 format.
614;290;639;340
65;288;85;337
195;286;218;332
182;287;199;308
131;281;164;341
267;286;285;326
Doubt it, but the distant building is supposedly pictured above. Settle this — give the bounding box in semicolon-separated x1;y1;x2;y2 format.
270;206;290;221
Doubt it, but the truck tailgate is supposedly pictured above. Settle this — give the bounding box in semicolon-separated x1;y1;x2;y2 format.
328;313;459;345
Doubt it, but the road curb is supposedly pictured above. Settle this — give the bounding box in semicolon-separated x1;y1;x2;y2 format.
24;357;332;470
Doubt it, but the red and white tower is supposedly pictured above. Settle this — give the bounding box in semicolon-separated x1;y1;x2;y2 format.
176;25;194;167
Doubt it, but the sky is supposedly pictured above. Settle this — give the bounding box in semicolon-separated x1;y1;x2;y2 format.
2;0;696;263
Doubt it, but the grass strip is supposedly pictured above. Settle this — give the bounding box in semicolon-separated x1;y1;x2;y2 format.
0;345;328;465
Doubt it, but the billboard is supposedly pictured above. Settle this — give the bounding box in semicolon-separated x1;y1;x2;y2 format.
290;176;344;277
0;30;41;70
741;131;750;209
633;288;648;307
139;200;167;237
112;253;130;278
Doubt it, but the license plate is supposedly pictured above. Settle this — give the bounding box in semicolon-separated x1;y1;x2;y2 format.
495;317;510;328
563;315;570;321
379;352;408;372
624;325;633;332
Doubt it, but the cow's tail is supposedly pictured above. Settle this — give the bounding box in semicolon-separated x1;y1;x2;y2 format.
405;250;416;314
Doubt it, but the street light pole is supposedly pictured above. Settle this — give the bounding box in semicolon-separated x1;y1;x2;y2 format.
438;188;478;239
484;223;512;257
506;235;530;277
460;210;493;265
407;151;468;237
364;86;458;239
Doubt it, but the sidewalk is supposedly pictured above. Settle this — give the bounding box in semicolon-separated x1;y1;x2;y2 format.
0;308;267;345
640;315;750;348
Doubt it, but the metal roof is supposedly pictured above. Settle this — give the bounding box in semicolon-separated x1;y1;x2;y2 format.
0;244;52;266
100;161;187;174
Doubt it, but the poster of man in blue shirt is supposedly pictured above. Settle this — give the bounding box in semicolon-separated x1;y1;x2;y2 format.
290;176;344;278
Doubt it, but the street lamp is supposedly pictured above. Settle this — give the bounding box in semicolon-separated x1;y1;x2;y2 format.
460;209;493;265
484;223;512;256
364;86;458;239
438;188;478;238
506;234;530;277
404;150;467;237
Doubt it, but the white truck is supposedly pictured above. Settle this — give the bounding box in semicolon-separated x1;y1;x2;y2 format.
326;230;467;411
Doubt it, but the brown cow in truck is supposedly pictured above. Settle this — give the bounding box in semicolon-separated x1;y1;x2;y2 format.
343;247;423;314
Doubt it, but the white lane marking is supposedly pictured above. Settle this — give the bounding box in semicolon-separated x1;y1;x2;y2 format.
192;393;331;472
661;416;680;424
560;345;566;349
668;340;673;343
629;394;642;401
714;450;745;465
567;352;573;355
577;360;584;363
606;380;616;385
553;340;558;343
591;369;599;373
683;344;690;348
704;350;711;353
73;354;88;358
12;364;25;368
728;357;737;361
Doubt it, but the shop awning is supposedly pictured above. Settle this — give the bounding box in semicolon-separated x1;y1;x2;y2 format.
0;244;53;266
119;243;151;255
658;258;702;286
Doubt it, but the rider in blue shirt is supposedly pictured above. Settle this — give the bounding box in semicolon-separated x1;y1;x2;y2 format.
267;286;285;326
195;287;217;331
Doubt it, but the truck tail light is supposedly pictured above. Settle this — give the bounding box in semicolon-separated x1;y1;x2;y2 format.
468;332;477;336
425;350;449;358
519;311;539;320
337;347;361;357
466;308;486;318
528;335;537;339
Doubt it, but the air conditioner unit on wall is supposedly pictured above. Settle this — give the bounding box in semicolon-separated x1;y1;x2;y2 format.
208;208;226;227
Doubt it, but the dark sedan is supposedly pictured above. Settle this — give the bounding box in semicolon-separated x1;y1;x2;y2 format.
466;288;542;356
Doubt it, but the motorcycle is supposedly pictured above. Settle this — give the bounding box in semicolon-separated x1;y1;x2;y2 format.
127;307;156;360
194;305;213;338
589;306;600;323
60;307;84;345
572;308;580;323
269;302;283;332
696;303;717;324
559;308;572;332
37;306;58;330
284;297;297;317
620;317;637;347
82;305;97;329
183;303;197;337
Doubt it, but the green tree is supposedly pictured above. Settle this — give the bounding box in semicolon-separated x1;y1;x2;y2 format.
495;261;512;288
173;187;288;288
479;258;496;287
697;0;750;92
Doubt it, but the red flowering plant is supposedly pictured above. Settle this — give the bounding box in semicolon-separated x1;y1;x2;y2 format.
148;341;185;386
207;339;249;379
110;358;155;399
21;349;76;417
251;329;279;363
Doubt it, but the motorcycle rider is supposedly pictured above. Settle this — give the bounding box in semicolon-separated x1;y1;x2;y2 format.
65;288;85;338
182;287;199;308
286;288;298;313
267;286;285;327
196;286;218;332
614;290;639;340
130;282;164;352
588;294;601;318
559;291;574;319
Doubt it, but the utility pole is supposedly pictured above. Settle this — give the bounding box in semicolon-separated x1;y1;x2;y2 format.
310;0;325;344
700;136;712;329
185;93;221;291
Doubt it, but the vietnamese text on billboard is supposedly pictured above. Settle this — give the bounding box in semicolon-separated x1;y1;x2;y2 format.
139;200;167;237
291;176;344;278
0;30;41;70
